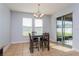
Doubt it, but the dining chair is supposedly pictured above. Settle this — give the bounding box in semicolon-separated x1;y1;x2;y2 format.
29;33;39;53
42;33;50;51
29;33;33;53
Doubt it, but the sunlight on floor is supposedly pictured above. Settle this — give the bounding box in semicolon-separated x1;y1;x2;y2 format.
50;43;72;52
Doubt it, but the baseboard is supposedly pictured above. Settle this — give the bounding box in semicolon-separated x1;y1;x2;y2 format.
72;48;79;52
3;43;11;53
50;39;57;43
11;41;29;44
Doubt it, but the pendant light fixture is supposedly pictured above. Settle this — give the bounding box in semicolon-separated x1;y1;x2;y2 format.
33;4;44;18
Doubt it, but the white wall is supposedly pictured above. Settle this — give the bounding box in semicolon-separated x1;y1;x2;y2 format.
50;15;56;42
11;11;51;43
50;4;79;51
0;4;11;49
43;15;51;33
72;4;79;51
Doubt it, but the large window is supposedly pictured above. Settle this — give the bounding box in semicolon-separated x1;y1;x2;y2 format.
35;19;43;35
22;18;43;36
22;18;32;36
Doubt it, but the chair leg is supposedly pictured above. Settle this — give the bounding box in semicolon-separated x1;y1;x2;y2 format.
38;42;39;51
47;45;50;51
30;48;32;53
40;41;43;48
40;41;42;48
31;48;33;53
30;45;34;53
38;47;39;51
48;42;50;51
42;42;44;51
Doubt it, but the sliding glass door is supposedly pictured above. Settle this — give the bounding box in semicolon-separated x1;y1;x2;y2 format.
56;13;72;46
63;14;72;46
57;17;63;43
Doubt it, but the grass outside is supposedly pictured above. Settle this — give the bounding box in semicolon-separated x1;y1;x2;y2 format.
57;32;72;37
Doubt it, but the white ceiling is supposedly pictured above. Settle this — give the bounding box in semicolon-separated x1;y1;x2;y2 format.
5;3;72;15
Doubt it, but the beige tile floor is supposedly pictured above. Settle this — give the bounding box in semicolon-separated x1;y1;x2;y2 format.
4;43;79;56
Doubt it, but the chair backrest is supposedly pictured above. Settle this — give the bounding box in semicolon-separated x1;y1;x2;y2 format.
43;33;49;40
29;33;32;41
29;33;31;40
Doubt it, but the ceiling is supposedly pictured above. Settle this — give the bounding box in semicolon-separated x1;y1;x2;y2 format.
5;3;72;15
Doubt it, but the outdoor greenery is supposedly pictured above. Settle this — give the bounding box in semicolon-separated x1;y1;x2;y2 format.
57;32;72;37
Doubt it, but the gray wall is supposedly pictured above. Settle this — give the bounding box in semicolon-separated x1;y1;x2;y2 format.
11;11;51;43
0;4;11;49
50;4;79;51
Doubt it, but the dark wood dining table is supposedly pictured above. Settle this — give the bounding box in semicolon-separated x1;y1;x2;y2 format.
32;35;43;48
32;35;43;39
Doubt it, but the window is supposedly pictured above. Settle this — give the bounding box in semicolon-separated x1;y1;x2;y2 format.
35;19;43;35
22;18;32;36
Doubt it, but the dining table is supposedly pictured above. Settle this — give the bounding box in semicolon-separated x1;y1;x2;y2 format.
32;34;43;49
